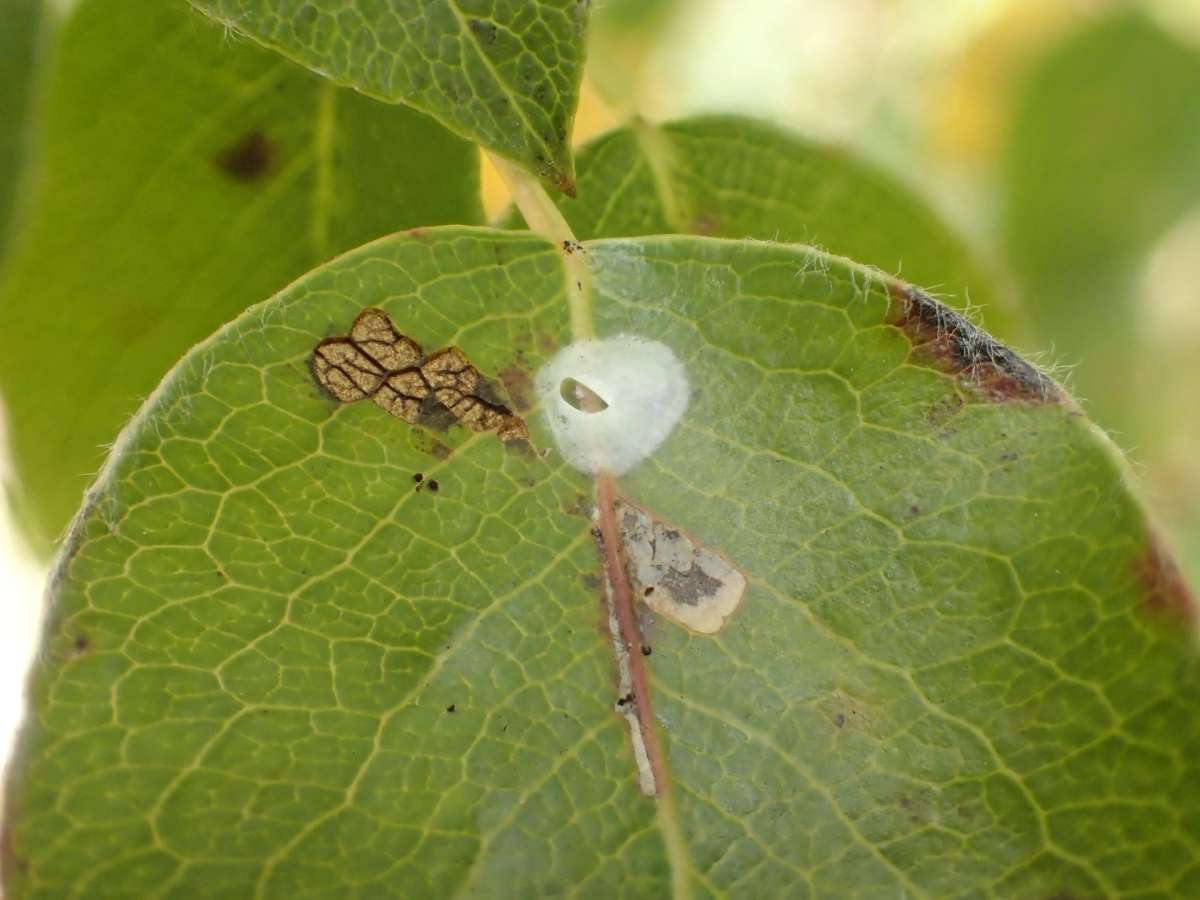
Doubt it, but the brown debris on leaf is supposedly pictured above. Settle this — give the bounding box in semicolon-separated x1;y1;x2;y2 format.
612;500;747;634
312;308;529;442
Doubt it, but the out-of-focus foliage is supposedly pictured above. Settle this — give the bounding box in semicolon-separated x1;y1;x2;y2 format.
0;0;45;255
0;0;482;553
999;11;1200;437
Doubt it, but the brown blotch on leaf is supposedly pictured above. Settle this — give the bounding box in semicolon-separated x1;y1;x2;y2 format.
214;130;274;182
887;282;1062;403
499;365;533;412
1138;532;1198;628
312;308;529;443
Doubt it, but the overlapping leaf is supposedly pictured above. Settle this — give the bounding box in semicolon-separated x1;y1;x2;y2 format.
7;227;1197;897
0;0;481;552
189;0;590;193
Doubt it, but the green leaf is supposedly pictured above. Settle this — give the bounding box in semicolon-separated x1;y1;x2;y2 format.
189;0;590;194
505;115;1018;338
0;0;482;553
999;11;1200;434
0;0;47;256
9;227;1197;897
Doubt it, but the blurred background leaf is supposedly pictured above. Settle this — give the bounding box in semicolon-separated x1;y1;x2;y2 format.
0;0;48;257
998;10;1200;435
0;0;482;554
189;0;592;194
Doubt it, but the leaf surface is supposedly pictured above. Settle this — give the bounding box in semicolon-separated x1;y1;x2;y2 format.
505;115;1018;337
0;0;482;552
189;0;589;193
8;226;1198;898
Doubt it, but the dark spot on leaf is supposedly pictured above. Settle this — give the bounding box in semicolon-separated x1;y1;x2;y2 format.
908;505;921;517
898;794;912;809
413;473;423;483
427;479;440;493
214;130;273;182
616;692;634;708
445;704;456;713
643;586;654;597
467;18;498;44
641;645;652;656
887;282;1062;403
581;572;601;591
1137;531;1197;627
564;494;590;518
834;713;845;728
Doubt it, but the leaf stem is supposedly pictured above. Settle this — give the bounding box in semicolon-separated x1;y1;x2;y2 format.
485;152;593;340
488;151;689;897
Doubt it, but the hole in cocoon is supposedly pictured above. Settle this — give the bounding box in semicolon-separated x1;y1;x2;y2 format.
536;335;689;474
559;377;609;412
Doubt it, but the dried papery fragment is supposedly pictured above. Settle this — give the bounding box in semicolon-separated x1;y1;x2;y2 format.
312;339;386;401
312;308;528;442
348;307;423;370
609;500;747;634
373;369;429;424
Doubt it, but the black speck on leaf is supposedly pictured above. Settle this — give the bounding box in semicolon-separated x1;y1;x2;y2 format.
445;704;456;714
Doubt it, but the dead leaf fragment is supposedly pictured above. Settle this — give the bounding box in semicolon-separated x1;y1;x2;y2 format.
312;308;528;442
613;500;746;634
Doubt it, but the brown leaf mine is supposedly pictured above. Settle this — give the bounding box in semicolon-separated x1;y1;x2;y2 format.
614;500;746;634
312;308;529;442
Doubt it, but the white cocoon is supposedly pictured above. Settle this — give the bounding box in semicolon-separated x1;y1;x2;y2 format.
535;336;689;474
